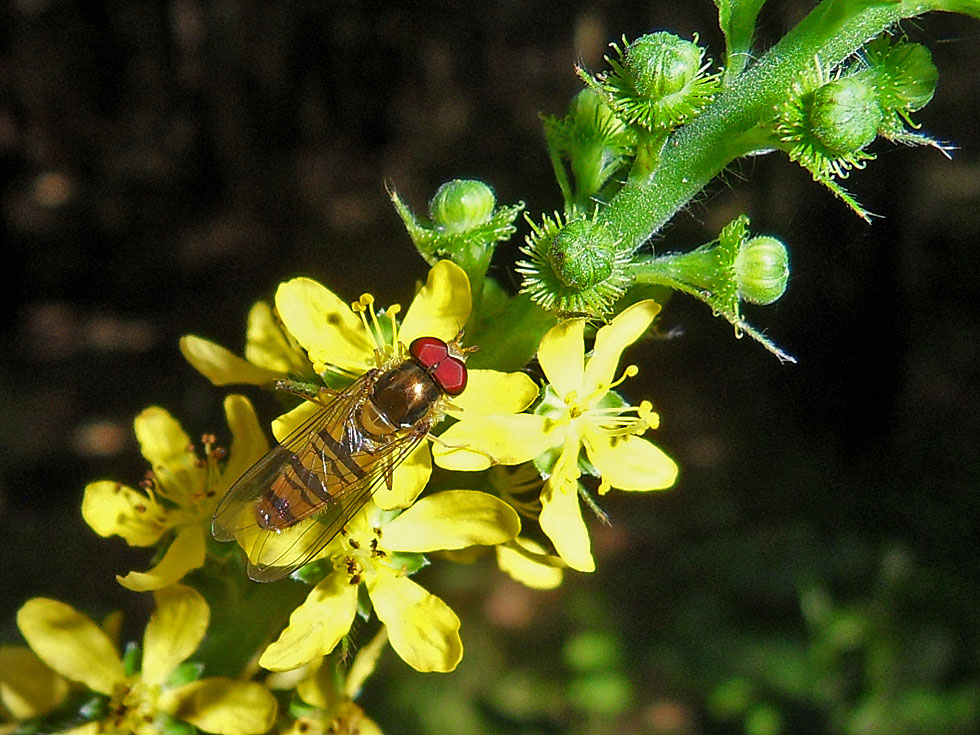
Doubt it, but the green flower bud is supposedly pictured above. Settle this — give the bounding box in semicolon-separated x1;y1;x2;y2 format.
735;236;789;305
625;32;702;101
550;219;615;290
429;179;496;231
874;42;938;113
517;213;632;316
807;77;882;156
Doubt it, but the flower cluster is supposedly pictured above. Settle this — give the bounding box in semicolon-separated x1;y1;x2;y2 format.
2;260;676;734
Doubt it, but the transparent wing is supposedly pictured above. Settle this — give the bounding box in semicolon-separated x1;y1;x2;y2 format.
212;380;366;538
211;374;428;582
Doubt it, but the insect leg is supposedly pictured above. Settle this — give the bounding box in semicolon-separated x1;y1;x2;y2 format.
426;431;499;466
275;378;340;405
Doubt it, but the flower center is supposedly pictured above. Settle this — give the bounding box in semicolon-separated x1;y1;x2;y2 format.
351;293;403;367
103;679;161;735
140;434;227;524
334;526;388;585
537;363;653;438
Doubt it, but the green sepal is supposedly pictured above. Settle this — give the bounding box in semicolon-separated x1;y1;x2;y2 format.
860;36;953;156
388;183;523;294
629;215;795;362
355;582;374;622
160;715;198;735
16;691;108;735
121;641;141;676
290;559;333;586
542;89;636;212
77;693;109;721
288;698;321;721
386;551;428;576
164;661;205;688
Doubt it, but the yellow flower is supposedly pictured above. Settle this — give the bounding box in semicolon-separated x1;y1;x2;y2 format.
266;259;538;511
484;464;566;590
82;395;268;591
267;629;387;735
259;490;520;673
434;300;678;572
15;585;277;735
180;300;315;386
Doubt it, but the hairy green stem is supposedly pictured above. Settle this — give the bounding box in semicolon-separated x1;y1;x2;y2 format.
596;0;945;251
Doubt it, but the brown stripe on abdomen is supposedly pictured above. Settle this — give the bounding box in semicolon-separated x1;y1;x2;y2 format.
253;428;368;531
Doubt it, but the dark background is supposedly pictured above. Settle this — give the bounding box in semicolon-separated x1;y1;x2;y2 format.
2;2;978;733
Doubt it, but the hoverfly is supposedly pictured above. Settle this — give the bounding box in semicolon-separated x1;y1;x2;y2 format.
212;335;469;582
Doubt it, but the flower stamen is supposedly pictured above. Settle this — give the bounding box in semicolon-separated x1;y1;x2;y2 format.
387;303;402;353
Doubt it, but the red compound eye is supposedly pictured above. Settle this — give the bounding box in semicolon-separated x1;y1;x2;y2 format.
409;336;468;396
432;355;467;395
410;336;449;368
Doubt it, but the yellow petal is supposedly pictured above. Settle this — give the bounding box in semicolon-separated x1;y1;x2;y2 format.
101;610;124;646
135;406;204;504
0;646;69;719
344;627;388;699
275;277;375;373
117;525;206;592
161;678;278;735
15;599;124;695
374;443;431;510
142;584;210;686
243;301;311;375
450;369;538;414
264;661;315;697
538;446;595;573
290;658;327;708
383;490;520;551
398;260;472;345
584;432;678;492
180;335;285;387
433;413;558;471
218;394;269;493
583;299;660;390
271;400;318;443
367;569;462;672
259;574;358;672
496;537;565;590
81;481;170;547
538;319;585;399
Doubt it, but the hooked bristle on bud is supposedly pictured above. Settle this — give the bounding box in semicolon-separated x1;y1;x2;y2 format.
860;36;948;153
865;38;938;119
517;213;632;316
579;32;720;133
774;60;878;221
807;76;882;156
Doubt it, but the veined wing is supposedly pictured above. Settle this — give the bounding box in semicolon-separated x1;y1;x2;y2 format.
212;373;429;582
